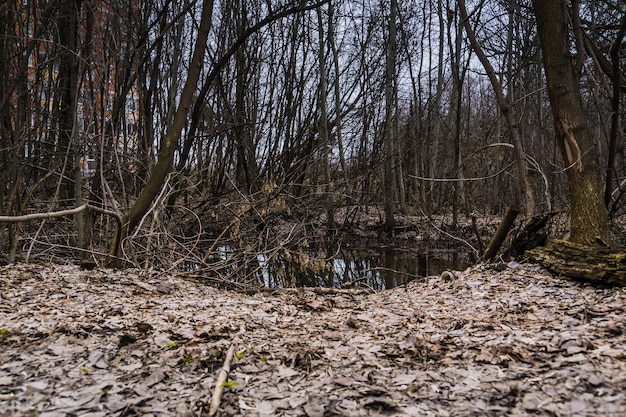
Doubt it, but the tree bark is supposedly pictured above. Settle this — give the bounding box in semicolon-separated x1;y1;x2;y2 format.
527;240;626;287
605;12;626;210
56;0;84;252
233;0;259;193
532;0;609;246
481;207;519;262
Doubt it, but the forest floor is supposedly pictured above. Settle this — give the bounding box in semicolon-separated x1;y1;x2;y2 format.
1;262;626;416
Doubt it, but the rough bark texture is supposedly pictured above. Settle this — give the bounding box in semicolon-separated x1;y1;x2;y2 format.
56;0;82;202
533;0;610;246
527;240;626;286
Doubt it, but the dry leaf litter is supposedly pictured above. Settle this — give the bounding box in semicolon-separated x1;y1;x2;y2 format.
1;262;625;416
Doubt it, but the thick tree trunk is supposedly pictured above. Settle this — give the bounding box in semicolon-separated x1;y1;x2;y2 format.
532;0;609;246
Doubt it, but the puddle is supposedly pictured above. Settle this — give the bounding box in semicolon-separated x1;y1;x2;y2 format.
199;245;472;290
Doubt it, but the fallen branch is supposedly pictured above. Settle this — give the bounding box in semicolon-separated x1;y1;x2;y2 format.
0;204;122;231
1;204;124;264
208;343;237;416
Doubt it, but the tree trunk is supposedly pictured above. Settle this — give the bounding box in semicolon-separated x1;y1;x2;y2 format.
233;0;259;193
317;5;334;232
56;0;81;198
383;0;398;234
56;0;85;252
605;13;626;210
459;0;537;218
448;4;464;229
429;0;446;213
532;0;609;246
328;2;348;183
482;207;519;262
107;0;215;265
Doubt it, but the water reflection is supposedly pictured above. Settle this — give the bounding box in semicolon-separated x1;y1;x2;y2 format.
202;245;468;290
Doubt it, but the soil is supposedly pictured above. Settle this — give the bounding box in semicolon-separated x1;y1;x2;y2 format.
1;262;625;416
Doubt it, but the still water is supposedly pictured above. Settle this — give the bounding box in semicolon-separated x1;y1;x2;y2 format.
205;245;470;290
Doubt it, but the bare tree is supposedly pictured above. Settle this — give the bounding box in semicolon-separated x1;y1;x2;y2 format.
383;0;398;233
458;0;537;218
108;0;216;264
604;11;626;210
316;5;335;231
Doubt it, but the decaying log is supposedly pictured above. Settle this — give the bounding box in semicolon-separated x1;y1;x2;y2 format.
526;239;626;286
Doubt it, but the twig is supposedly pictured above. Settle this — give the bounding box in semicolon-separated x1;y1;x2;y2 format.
237;286;374;295
418;208;479;256
200;219;237;265
208;343;237;416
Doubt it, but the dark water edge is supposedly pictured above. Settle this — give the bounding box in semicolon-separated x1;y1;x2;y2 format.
198;244;473;290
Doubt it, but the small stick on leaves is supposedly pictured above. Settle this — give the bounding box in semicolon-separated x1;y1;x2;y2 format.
208;343;237;416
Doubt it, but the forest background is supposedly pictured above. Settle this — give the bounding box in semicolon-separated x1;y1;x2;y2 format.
1;0;625;286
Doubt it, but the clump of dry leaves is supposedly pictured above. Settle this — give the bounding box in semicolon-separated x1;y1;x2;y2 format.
1;262;625;416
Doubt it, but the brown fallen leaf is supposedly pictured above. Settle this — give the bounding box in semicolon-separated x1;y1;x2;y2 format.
136;322;153;334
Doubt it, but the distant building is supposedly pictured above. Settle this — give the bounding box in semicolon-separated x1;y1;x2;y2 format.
19;0;140;180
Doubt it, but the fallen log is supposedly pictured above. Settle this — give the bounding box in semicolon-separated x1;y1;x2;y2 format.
526;239;626;286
